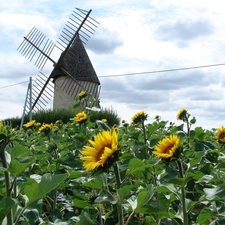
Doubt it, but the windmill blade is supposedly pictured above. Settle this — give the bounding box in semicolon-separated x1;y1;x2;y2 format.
17;27;56;70
31;72;54;110
56;7;99;53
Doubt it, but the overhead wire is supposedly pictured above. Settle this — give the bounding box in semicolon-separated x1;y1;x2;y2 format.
0;62;225;89
0;81;29;89
99;62;225;78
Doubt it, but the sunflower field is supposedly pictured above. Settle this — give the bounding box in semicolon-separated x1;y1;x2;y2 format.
1;93;225;225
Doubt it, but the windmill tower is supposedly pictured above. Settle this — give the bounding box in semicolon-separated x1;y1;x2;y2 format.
17;8;100;115
51;34;100;110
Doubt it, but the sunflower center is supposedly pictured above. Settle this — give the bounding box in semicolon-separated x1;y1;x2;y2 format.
96;144;112;161
163;144;174;154
219;132;225;139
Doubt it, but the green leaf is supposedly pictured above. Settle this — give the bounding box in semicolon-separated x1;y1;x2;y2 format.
204;184;225;201
68;103;80;110
73;199;90;208
144;216;157;225
23;199;42;225
118;185;133;203
7;157;36;177
135;185;155;211
95;192;116;204
6;144;29;160
197;208;213;224
76;212;95;225
0;197;16;224
83;178;103;190
23;173;68;206
196;175;213;183
128;158;146;174
156;183;178;195
96;120;110;131
168;175;193;186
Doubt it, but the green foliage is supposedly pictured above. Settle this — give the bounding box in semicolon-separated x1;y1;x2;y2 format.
4;109;75;128
88;107;121;127
0;108;225;224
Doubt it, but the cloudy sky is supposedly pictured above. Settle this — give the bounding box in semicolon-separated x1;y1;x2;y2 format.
1;0;225;129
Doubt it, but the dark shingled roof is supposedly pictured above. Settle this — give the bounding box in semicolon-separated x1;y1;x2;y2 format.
51;34;100;84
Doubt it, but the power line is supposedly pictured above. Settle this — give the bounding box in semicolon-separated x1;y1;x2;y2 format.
0;81;28;89
1;62;225;89
99;62;225;78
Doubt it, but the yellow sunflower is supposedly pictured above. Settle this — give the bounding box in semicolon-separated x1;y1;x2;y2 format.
80;130;118;172
38;123;53;134
217;126;225;143
131;110;147;124
23;120;36;128
101;119;107;123
78;91;87;99
153;135;180;159
176;108;187;120
75;111;87;123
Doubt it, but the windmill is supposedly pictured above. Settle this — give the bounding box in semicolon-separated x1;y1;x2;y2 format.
18;8;100;119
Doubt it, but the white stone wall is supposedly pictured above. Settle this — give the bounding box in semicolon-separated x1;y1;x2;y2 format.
53;76;99;110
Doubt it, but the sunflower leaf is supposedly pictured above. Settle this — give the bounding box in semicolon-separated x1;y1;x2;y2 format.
83;177;103;190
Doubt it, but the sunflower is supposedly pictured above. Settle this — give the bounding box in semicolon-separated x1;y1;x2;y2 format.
78;91;87;99
217;126;225;143
101;119;107;123
38;123;54;134
153;135;180;159
75;111;87;123
176;108;187;120
80;129;118;172
131;110;148;124
23;120;36;129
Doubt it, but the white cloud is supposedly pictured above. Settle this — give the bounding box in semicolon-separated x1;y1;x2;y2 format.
1;0;225;129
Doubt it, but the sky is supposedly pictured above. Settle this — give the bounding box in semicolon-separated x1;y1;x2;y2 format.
0;0;225;129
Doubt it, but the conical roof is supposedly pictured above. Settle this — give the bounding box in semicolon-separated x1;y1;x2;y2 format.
51;34;100;84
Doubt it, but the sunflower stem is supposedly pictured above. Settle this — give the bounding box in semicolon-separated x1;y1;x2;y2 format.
0;147;13;225
113;162;124;225
176;159;188;225
142;120;147;145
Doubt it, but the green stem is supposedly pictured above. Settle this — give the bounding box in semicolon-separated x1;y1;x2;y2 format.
125;211;134;225
176;160;188;225
0;149;13;225
113;162;124;225
113;162;122;189
98;204;104;225
142;121;147;145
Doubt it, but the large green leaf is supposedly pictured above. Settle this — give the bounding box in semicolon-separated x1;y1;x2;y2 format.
23;173;68;206
135;184;155;212
6;144;29;160
0;197;16;224
128;158;146;174
7;157;36;177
